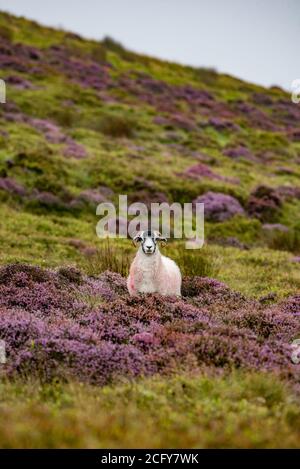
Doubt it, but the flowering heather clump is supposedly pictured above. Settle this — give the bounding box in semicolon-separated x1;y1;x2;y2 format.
0;177;27;197
128;189;168;208
63;142;87;159
235;101;280;131
29;190;66;210
169;114;196;131
153;116;172;127
247;185;282;222
276;186;300;201
0;40;39;73
27;118;87;158
0;263;299;386
181;276;228;298
6;75;35;90
184;163;221;180
271;99;300;125
252;92;273;106
119;73;216;115
194;191;245;222
183;163;238;184
223;145;255;161
71;188;109;208
291;256;300;263
47;45;112;91
207;117;239;132
29;118;68;144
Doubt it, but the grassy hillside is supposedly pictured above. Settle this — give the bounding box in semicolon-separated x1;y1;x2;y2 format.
0;11;300;448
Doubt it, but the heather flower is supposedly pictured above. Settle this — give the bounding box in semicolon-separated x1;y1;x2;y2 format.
223;145;255;160
252;92;273;106
28;118;87;159
30;190;63;208
29;118;68;144
63;142;87;159
193;191;245;222
0;177;27;197
184;163;221;180
153;116;171;126
6;75;35;89
132;332;158;346
207;117;239;131
183;163;238;184
291;256;300;263
0;264;299;386
71;189;109;208
276;186;300;201
235;101;280;131
47;46;112;91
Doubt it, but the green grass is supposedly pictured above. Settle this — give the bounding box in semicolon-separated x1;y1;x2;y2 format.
0;372;299;448
81;238;132;277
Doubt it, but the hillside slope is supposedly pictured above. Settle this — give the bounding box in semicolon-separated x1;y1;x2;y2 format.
0;11;300;449
0;11;300;296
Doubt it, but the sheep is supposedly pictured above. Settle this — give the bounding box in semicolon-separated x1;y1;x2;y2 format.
127;230;182;296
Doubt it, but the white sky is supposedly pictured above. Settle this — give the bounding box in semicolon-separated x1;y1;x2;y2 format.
1;0;299;90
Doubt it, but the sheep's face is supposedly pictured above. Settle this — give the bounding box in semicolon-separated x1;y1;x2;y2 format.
133;231;167;255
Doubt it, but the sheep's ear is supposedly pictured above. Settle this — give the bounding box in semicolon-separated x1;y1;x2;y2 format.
155;232;167;245
132;232;143;246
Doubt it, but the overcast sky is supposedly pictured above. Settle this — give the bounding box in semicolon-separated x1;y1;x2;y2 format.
1;0;299;90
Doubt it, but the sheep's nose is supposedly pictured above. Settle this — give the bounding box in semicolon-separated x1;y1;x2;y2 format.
146;246;152;251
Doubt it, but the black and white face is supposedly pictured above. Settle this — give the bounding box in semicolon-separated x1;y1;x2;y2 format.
133;231;167;255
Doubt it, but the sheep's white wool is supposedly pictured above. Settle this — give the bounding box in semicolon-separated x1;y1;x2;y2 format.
127;241;181;296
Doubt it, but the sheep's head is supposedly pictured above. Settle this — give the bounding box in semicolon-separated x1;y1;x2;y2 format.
133;230;167;255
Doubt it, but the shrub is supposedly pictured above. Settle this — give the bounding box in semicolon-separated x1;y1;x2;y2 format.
98;114;136;138
0;25;13;41
51;107;76;128
90;44;107;63
102;36;134;62
247;186;282;222
263;226;300;253
14;149;69;187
